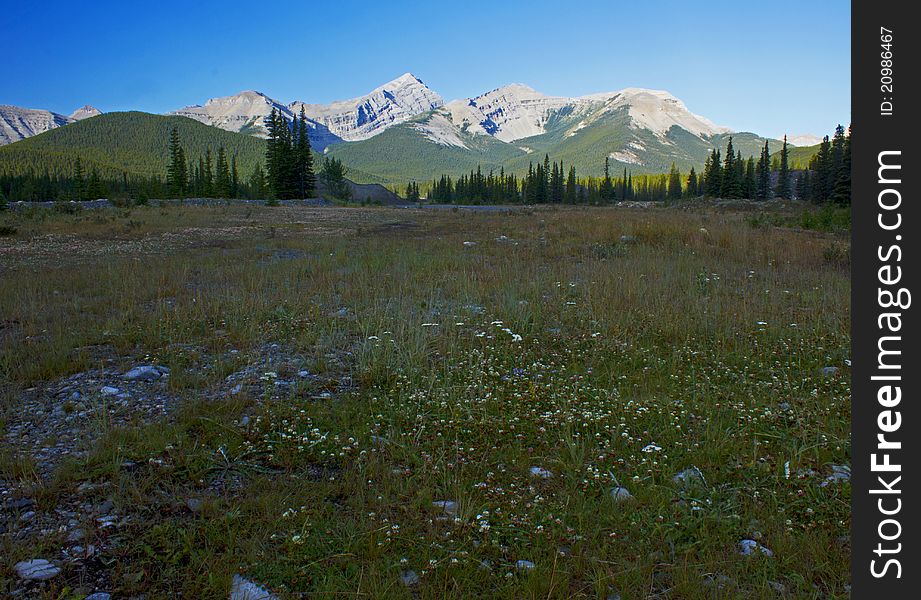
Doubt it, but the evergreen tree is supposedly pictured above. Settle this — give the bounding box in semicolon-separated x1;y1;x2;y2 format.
777;135;792;199
565;165;577;203
667;162;682;200
686;167;698;197
249;163;266;199
73;157;86;200
230;155;239;198
743;156;756;199
320;156;350;200
203;148;214;197
166;127;187;198
295;106;316;198
720;137;741;198
830;125;851;205
600;156;614;201
756;141;771;200
214;147;231;198
704;149;722;196
86;165;106;199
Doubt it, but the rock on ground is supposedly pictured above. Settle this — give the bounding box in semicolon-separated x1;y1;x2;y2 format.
230;575;278;600
15;559;61;581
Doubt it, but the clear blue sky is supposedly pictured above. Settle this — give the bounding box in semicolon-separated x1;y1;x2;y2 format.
1;0;850;138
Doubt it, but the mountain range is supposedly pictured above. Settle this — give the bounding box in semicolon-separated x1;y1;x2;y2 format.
1;74;822;184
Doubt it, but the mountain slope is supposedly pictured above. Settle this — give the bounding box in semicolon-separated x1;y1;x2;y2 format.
292;73;443;142
0;112;267;180
1;105;73;146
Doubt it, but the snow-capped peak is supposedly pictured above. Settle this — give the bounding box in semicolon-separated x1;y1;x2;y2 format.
785;133;823;147
290;72;443;142
70;105;102;121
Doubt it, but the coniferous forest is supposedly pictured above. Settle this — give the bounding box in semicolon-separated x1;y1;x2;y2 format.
0;116;850;206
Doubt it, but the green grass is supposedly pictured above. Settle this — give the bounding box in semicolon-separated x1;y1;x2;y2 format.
0;204;850;598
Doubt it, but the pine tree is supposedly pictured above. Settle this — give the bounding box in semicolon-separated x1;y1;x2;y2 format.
565;165;577;203
230;155;239;198
73;157;86;200
777;135;792;199
600;156;614;201
249;164;266;199
214;147;231;198
756;141;771;200
830;125;851;205
704;149;722;196
295;106;316;198
320;156;350;200
203;148;214;197
743;156;756;199
87;165;105;199
720;137;741;198
686;167;698;197
166;127;187;198
667;163;682;200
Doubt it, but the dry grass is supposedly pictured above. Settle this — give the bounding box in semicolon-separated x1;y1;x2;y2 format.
0;203;850;598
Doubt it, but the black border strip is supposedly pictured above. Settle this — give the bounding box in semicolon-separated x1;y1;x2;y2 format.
852;0;918;595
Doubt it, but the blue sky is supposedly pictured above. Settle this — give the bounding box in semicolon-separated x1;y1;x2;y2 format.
1;0;850;138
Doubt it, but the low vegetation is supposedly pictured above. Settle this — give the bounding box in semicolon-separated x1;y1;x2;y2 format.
1;203;850;598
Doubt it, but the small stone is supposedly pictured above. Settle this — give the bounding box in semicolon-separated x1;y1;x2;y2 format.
240;416;251;427
230;574;278;600
619;235;637;243
100;386;120;396
19;511;35;522
778;402;791;411
820;464;851;487
4;498;35;511
463;241;477;247
230;384;243;395
673;467;706;487
400;570;420;586
768;581;786;594
529;466;552;479
67;528;85;542
432;500;458;516
186;498;203;513
820;366;840;377
609;486;633;501
86;593;112;600
297;370;312;378
739;539;773;557
15;559;61;581
516;560;536;571
123;365;163;381
95;500;114;513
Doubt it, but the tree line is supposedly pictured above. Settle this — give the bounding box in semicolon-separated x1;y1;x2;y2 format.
418;126;851;205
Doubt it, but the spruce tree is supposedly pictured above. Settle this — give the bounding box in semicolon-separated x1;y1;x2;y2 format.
215;147;231;198
743;156;755;199
203;148;214;197
720;137;741;198
73;157;86;200
667;163;682;200
686;167;698;197
166;127;187;198
756;141;771;199
830;126;851;205
777;135;792;199
565;165;577;203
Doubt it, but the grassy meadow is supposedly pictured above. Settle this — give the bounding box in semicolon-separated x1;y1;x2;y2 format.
0;202;850;598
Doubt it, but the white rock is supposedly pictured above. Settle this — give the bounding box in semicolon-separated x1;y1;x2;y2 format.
100;386;120;396
738;539;773;557
400;570;420;586
123;365;163;381
15;559;60;581
432;500;458;515
529;466;552;479
516;560;536;571
230;574;277;600
609;486;633;501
